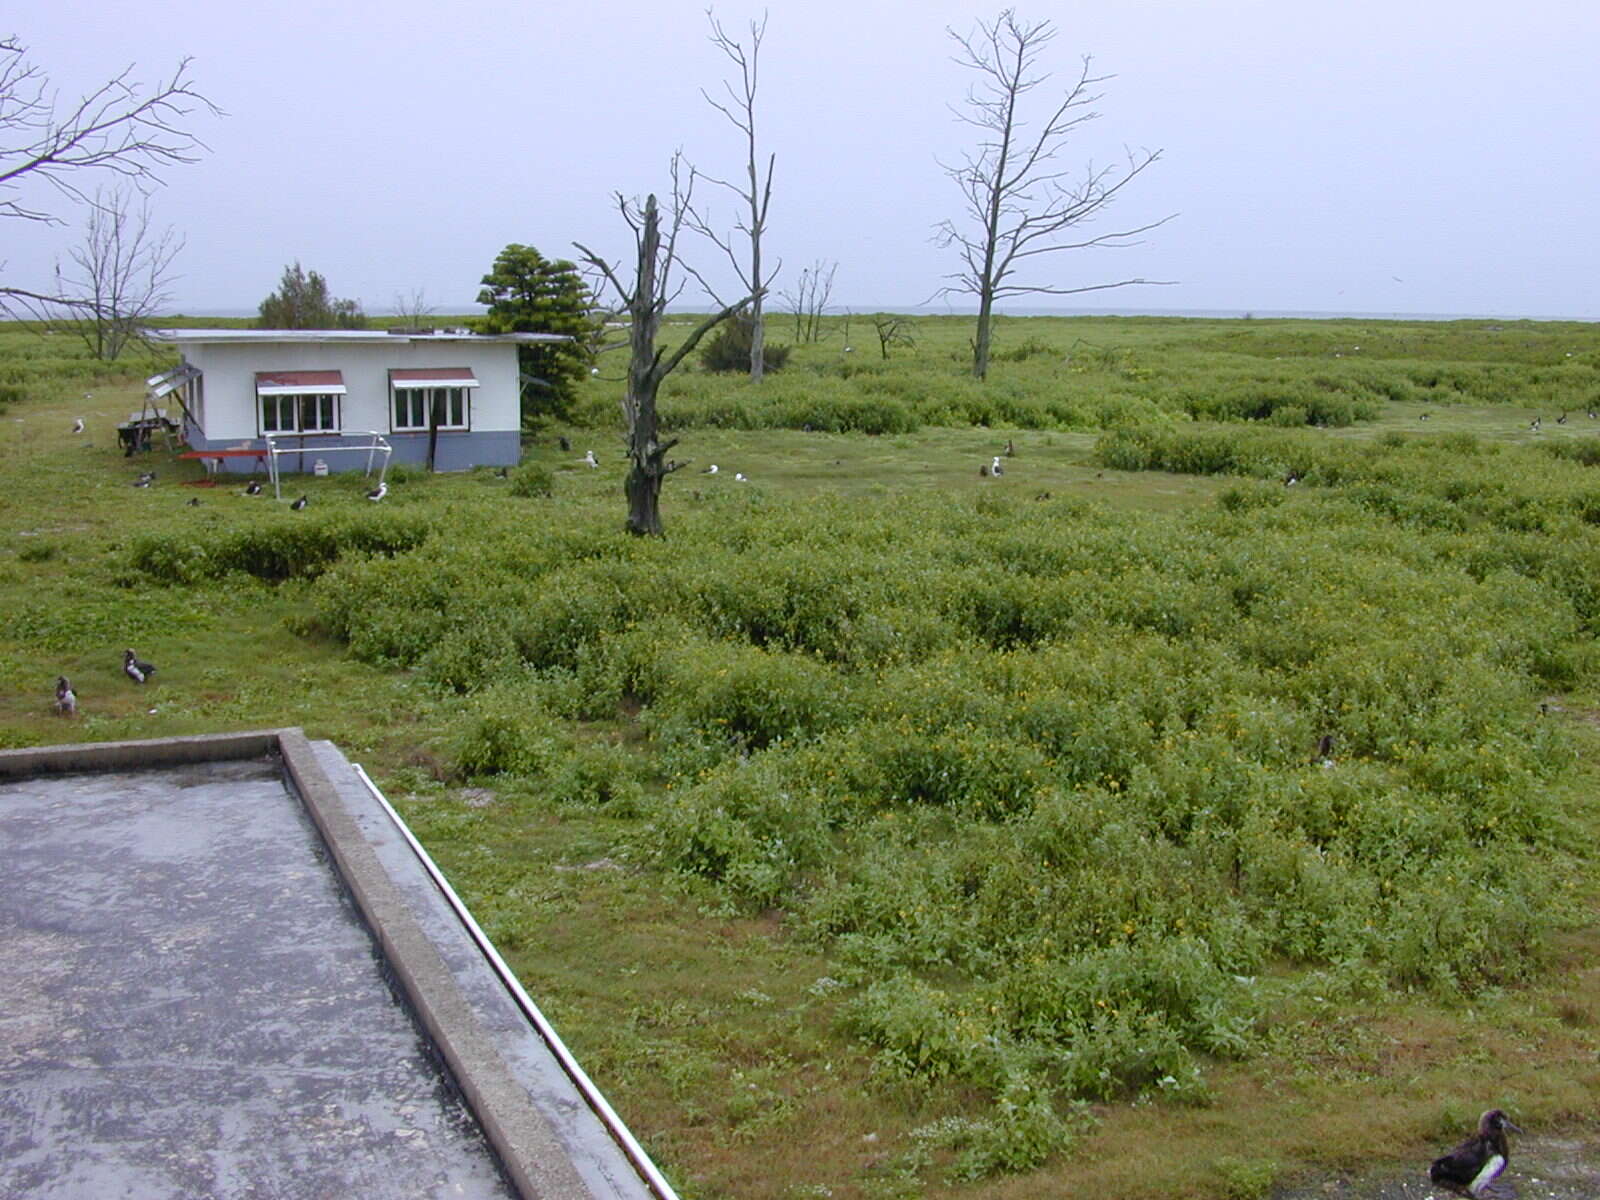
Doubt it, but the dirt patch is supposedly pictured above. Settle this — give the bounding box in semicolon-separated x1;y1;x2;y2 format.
1273;1133;1600;1199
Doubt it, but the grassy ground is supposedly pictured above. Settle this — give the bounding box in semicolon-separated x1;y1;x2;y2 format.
2;315;1599;1199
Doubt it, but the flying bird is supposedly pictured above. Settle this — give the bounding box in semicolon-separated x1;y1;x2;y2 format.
584;450;599;468
244;480;263;496
72;417;84;434
54;676;77;717
123;649;156;685
290;495;308;510
1429;1108;1521;1197
366;481;388;502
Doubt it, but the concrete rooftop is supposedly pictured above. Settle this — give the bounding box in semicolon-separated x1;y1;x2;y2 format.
0;731;663;1200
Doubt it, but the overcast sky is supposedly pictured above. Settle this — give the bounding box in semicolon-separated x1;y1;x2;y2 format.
9;0;1598;319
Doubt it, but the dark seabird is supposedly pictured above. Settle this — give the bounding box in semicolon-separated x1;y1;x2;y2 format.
1314;734;1335;767
366;481;388;502
290;494;308;510
558;435;571;452
54;676;77;716
123;648;156;685
1429;1108;1521;1197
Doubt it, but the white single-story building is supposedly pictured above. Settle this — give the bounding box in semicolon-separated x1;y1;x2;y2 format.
144;328;568;474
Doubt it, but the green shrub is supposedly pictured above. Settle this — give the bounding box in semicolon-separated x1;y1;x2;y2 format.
699;316;792;374
508;462;554;497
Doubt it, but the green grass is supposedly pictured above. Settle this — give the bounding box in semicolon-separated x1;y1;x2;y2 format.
4;314;1600;1199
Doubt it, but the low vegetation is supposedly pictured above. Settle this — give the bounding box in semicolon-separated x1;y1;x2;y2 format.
3;313;1599;1199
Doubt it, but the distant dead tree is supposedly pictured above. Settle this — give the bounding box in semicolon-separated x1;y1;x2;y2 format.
692;9;777;381
0;37;217;315
50;185;182;360
779;258;837;344
391;287;435;329
575;157;756;536
934;10;1172;380
871;313;916;360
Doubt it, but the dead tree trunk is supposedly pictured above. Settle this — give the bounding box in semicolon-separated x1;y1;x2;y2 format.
576;180;754;537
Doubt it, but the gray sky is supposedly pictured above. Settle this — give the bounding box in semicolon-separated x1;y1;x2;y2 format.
10;0;1599;319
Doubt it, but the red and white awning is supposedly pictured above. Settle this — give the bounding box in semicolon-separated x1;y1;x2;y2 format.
389;367;479;389
255;370;347;396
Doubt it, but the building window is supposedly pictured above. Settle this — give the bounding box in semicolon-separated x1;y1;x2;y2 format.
392;385;469;432
261;392;340;434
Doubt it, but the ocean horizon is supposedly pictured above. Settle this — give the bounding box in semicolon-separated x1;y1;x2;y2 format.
165;304;1599;324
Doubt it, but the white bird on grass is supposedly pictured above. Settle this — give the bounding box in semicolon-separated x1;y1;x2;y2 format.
72;417;84;434
123;649;156;685
366;481;388;502
584;450;599;468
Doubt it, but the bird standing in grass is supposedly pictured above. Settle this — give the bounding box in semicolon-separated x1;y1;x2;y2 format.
990;456;1004;477
72;417;84;434
290;495;308;510
54;676;77;716
584;450;599;468
123;649;156;684
1429;1109;1521;1197
366;481;388;502
132;472;154;488
244;480;263;496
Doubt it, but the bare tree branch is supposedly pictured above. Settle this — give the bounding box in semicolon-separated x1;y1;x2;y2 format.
933;11;1174;379
48;185;183;359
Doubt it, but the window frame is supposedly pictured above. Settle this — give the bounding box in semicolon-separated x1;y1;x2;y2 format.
390;383;471;433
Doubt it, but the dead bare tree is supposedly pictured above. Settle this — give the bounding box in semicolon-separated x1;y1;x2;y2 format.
693;9;776;381
934;10;1172;381
50;186;182;360
870;313;916;360
391;288;435;329
575;159;755;536
779;258;837;344
0;38;217;314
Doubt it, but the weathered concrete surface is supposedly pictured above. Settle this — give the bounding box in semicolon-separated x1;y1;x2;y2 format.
1273;1130;1600;1199
0;757;515;1198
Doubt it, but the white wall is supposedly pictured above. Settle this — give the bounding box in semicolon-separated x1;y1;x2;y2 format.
182;337;522;443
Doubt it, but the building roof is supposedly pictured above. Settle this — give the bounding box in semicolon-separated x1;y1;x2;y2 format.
146;328;569;345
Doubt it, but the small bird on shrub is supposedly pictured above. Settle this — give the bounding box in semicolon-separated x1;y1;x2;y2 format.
72;417;84;434
244;480;263;496
123;649;155;685
290;494;308;510
584;450;599;468
366;481;388;502
54;676;77;716
1429;1109;1521;1197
